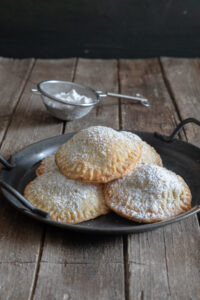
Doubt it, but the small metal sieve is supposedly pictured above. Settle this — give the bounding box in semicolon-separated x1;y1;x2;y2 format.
32;80;150;121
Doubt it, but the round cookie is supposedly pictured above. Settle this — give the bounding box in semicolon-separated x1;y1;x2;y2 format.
36;154;57;176
24;170;109;224
122;131;162;166
104;164;192;223
55;126;142;183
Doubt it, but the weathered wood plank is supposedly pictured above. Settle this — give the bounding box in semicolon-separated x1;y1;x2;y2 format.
42;229;123;264
161;57;200;146
127;217;200;300
0;57;34;143
0;58;76;300
0;263;35;299
0;59;76;158
119;58;200;300
119;58;179;133
160;57;200;297
35;59;125;300
34;263;124;300
66;58;119;131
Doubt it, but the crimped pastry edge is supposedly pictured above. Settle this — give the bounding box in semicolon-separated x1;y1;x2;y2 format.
104;172;192;223
24;179;110;224
55;143;142;183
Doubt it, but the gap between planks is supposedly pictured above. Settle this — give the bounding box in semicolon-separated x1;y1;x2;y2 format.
28;58;79;300
28;228;45;300
158;58;188;142
117;59;129;300
34;59;125;300
0;59;36;149
1;57;199;299
118;57;200;299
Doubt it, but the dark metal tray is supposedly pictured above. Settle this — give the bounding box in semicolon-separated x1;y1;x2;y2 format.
0;118;200;234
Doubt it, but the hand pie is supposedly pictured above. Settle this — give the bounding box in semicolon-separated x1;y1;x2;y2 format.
24;170;109;224
122;131;162;166
55;126;142;183
104;164;192;223
36;154;57;176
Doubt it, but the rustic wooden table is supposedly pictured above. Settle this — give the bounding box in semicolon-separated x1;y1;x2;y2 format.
0;57;200;300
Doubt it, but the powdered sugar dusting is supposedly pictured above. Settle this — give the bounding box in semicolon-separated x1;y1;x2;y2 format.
107;164;191;221
58;126;141;167
121;131;162;166
55;89;93;105
26;170;107;223
44;154;57;171
36;154;58;176
121;131;142;142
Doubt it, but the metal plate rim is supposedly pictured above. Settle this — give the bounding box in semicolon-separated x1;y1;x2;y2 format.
1;130;200;234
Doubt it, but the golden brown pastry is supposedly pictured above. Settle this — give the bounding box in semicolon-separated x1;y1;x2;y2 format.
121;131;162;166
104;164;191;223
55;126;142;183
36;154;57;176
24;170;109;224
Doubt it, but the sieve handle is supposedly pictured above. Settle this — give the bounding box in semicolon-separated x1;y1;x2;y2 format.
97;91;150;107
0;180;49;218
155;118;200;142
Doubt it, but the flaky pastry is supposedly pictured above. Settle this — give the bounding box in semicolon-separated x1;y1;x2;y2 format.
24;170;109;224
36;154;57;176
55;126;142;183
122;131;162;166
104;164;191;223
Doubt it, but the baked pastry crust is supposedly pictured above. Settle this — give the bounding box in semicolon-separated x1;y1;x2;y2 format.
122;131;162;166
24;170;109;224
36;154;57;176
55;126;142;183
104;164;192;223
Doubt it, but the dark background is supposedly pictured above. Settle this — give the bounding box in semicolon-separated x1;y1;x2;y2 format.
1;0;200;58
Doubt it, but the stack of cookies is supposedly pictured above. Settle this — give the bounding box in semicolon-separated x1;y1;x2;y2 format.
24;126;192;224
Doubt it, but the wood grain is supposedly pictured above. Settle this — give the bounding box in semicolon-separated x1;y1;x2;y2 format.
0;59;76;158
34;59;125;300
0;263;35;299
119;58;179;133
0;57;34;143
119;58;200;300
161;57;200;146
66;58;119;131
42;230;123;264
0;57;200;300
34;263;124;300
0;58;76;300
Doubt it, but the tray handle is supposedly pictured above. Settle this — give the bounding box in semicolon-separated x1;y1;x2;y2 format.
0;156;15;169
155;118;200;142
0;180;49;218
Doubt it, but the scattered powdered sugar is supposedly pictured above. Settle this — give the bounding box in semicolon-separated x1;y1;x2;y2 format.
62;126;140;165
131;164;182;196
121;131;142;142
121;131;162;166
27;170;104;218
109;164;188;220
45;154;58;171
38;154;58;174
